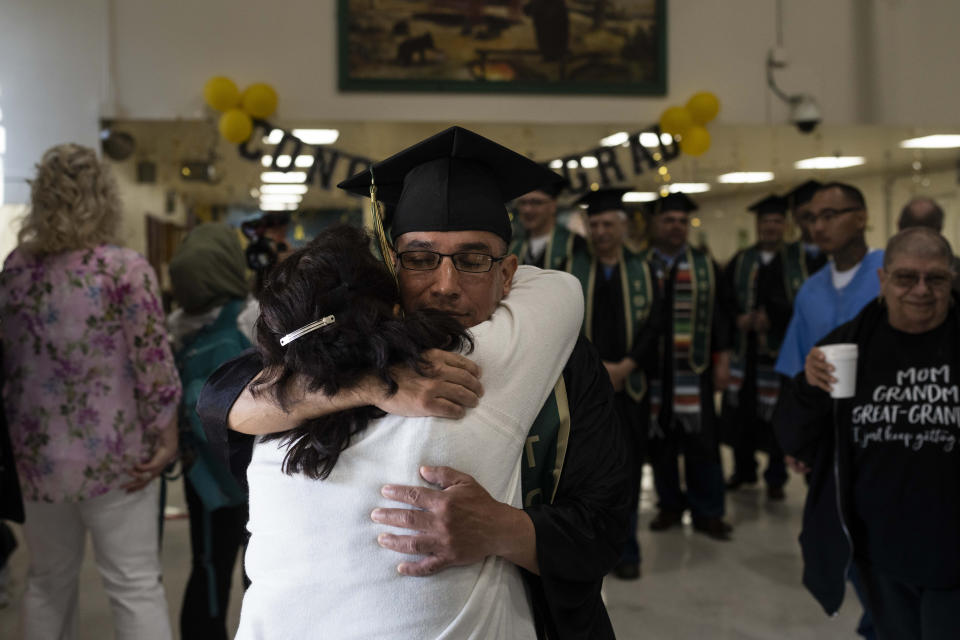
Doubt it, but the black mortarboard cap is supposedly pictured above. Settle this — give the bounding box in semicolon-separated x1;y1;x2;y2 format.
337;126;563;243
574;187;631;216
529;175;568;199
648;192;698;215
786;180;822;209
747;194;788;216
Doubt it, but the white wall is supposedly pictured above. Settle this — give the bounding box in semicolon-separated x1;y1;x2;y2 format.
109;0;960;127
0;0;108;204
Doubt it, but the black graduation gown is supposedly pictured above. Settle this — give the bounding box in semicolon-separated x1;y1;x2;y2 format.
720;250;793;448
196;336;631;640
645;255;735;441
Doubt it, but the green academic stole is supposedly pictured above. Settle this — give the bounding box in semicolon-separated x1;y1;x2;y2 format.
509;225;575;270
640;246;714;374
521;377;571;508
568;246;653;402
782;241;809;303
732;244;805;356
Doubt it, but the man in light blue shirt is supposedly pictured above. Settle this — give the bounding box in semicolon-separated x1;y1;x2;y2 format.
775;183;884;378
774;181;881;640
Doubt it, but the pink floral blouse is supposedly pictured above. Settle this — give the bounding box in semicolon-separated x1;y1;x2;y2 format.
0;245;181;502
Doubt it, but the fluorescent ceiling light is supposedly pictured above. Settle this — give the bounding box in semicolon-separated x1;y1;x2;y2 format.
600;131;629;147
259;193;303;204
669;183;711;194
261;171;307;183
549;159;563;169
566;159;579;169
580;156;599;169
639;132;660;147
260;202;298;211
623;191;658;202
899;134;960;149
261;155;315;168
717;171;774;184
260;184;308;195
263;129;285;145
794;156;865;170
292;129;340;145
660;133;673;145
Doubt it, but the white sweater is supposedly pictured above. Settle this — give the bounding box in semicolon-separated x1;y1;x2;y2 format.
237;266;584;639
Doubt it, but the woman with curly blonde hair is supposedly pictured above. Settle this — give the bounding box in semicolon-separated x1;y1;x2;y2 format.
1;144;180;639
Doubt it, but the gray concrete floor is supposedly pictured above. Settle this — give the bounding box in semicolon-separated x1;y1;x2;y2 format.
0;450;861;639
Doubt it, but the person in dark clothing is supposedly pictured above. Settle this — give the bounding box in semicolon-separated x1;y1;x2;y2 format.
786;180;828;276
776;227;960;640
722;195;800;500
640;192;736;540
568;187;659;580
197;126;631;639
509;180;583;270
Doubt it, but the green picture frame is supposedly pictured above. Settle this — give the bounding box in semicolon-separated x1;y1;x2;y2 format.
338;0;667;95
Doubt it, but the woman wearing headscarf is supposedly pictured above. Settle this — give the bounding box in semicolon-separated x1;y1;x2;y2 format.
0;144;180;639
166;222;256;640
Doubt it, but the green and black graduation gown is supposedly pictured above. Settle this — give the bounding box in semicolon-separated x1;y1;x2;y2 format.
641;245;735;441
567;245;657;437
721;245;801;452
197;340;631;640
509;224;580;270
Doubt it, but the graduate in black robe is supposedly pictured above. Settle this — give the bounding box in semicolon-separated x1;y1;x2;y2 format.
721;195;796;499
640;193;736;540
567;188;660;580
197;127;631;640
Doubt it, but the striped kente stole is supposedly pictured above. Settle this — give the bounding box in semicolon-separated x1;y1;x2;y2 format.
649;254;703;435
725;249;782;422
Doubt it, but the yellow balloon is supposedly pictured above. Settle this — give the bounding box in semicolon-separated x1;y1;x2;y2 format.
686;91;720;125
240;83;278;119
219;109;253;144
659;106;693;137
204;76;239;112
680;126;711;156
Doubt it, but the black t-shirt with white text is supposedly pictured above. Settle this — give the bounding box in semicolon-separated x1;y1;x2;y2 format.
850;307;960;587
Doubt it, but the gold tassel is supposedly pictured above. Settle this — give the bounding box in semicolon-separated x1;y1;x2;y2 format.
369;168;397;282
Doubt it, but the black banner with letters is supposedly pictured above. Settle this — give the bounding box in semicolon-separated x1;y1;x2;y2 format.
238;121;680;197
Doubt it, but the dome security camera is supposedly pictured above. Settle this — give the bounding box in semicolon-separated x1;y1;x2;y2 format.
790;95;822;134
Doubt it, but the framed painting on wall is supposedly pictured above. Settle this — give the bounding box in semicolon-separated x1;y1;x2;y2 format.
338;0;666;95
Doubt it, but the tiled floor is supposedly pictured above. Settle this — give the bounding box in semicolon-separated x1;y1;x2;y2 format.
0;452;862;639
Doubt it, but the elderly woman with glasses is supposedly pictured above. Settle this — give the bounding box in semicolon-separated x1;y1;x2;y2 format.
776;226;960;640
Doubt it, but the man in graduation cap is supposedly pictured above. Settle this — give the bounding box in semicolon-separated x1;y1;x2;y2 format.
196;126;631;639
567;187;658;580
509;180;584;270
721;194;797;500
639;192;736;540
785;180;829;277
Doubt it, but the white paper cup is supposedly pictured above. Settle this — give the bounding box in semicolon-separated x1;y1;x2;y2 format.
819;343;858;399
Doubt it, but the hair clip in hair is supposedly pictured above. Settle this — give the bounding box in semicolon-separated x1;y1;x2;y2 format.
280;315;336;347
